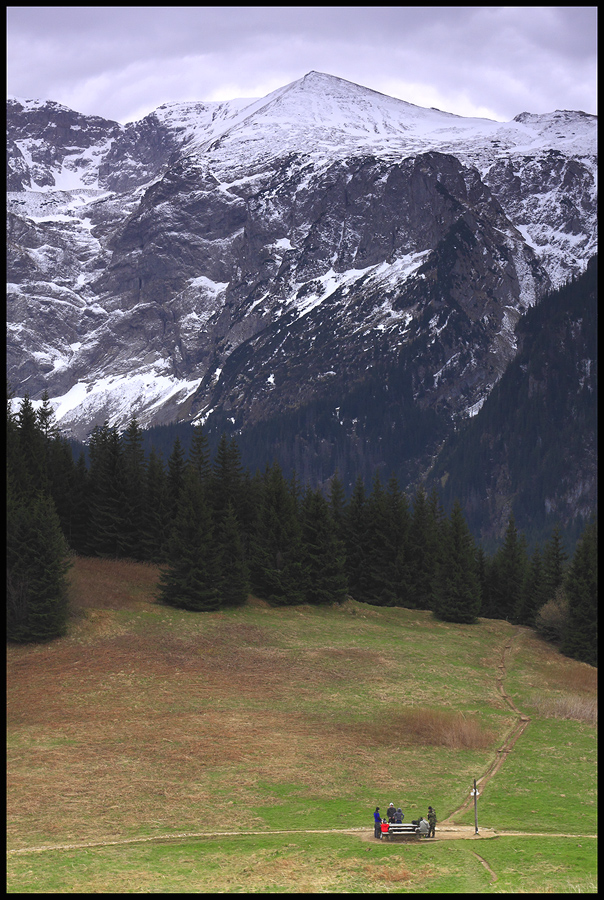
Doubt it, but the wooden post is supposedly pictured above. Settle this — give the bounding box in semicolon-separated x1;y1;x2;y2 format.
473;779;479;834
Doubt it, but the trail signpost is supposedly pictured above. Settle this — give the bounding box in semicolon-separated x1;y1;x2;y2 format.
470;779;480;834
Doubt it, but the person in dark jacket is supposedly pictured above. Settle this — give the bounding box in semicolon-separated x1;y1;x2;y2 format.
395;807;404;823
427;806;437;838
373;807;382;839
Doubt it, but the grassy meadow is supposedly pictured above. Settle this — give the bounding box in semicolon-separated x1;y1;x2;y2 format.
7;557;597;893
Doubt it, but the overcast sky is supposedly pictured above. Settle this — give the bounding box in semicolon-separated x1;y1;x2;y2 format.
7;6;598;125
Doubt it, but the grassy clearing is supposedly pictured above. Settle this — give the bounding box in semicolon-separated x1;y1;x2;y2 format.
6;833;597;893
7;556;597;892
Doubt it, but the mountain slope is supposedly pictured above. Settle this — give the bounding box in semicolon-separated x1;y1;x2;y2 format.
427;256;597;546
6;73;597;533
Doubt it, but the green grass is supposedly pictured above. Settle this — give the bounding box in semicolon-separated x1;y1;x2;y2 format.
455;718;597;834
7;833;597;893
7;557;598;892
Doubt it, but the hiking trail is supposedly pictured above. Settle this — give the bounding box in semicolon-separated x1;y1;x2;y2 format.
442;625;531;825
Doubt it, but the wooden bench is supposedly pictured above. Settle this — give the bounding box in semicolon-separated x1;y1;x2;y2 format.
384;823;420;841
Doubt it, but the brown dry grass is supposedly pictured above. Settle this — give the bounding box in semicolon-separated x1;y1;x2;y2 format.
345;709;496;750
5;556;512;852
66;556;161;610
534;694;597;726
362;861;416;883
547;662;597;695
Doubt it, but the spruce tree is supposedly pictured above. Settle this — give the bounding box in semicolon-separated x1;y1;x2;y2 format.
7;486;72;642
364;473;398;605
36;390;59;443
188;425;211;492
214;501;250;608
142;447;170;562
433;500;481;623
300;487;348;605
210;433;245;530
561;520;597;666
15;394;48;497
405;485;438;610
46;433;77;548
328;470;347;543
69;452;90;555
489;514;528;621
121;417;147;560
159;468;219;611
87;423;129;557
249;463;303;605
515;545;549;626
343;476;372;604
166;436;186;522
542;523;568;602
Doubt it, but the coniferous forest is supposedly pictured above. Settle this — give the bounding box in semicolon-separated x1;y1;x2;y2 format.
7;390;597;668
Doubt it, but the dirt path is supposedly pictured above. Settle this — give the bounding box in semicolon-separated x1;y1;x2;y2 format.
442;626;531;825
7;826;596;855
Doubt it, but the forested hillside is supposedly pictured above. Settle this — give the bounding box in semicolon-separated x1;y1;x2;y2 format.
428;257;597;549
7;394;597;666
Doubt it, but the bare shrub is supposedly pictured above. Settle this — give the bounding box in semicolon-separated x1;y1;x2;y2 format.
535;694;597;726
404;709;496;750
535;588;569;643
366;709;496;750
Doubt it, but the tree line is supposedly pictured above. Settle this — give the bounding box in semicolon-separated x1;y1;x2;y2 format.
6;392;597;667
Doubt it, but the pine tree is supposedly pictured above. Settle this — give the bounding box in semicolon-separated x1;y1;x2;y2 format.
300;487;348;605
561;520;597;666
7;486;72;642
433;500;481;623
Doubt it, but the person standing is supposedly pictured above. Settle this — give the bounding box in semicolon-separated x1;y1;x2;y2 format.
374;806;382;839
427;806;437;838
387;802;396;822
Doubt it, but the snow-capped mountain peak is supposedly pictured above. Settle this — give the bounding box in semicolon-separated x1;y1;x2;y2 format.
6;73;597;451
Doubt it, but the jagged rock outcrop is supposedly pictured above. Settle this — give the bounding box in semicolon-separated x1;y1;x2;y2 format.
6;74;597;515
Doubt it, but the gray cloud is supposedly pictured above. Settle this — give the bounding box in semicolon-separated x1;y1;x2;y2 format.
7;6;597;123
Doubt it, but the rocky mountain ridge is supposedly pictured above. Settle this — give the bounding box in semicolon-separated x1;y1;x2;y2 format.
7;73;597;517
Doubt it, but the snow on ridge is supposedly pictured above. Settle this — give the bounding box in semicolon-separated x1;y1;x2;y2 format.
291;250;430;320
10;371;203;438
